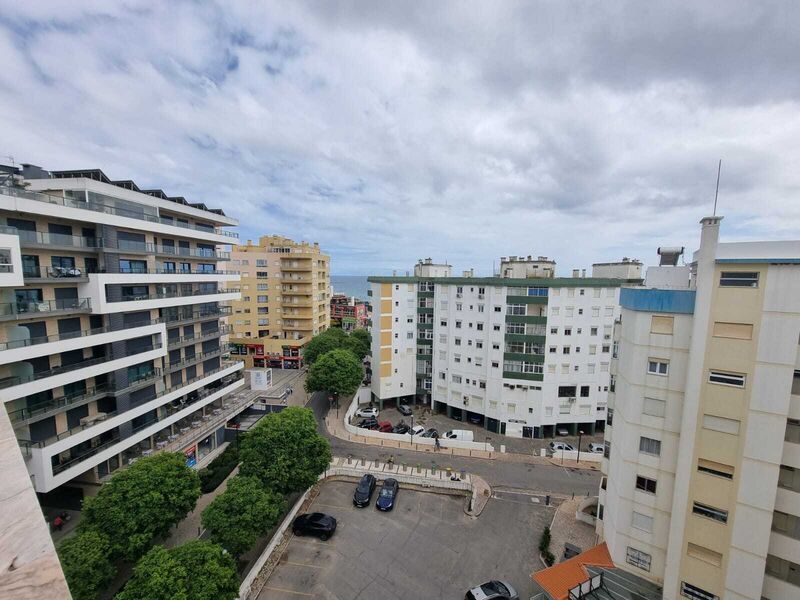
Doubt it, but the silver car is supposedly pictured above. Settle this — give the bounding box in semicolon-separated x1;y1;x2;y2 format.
588;442;605;453
465;580;518;600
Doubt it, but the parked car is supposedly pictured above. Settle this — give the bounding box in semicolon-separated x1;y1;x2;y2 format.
467;413;483;424
397;403;413;416
377;421;393;433
392;423;410;434
409;425;425;436
355;406;379;419
549;441;575;453
376;478;399;511
442;429;474;442
556;427;569;436
451;412;463;421
421;428;439;438
353;474;376;507
358;417;379;429
588;442;604;453
465;580;519;600
292;513;337;540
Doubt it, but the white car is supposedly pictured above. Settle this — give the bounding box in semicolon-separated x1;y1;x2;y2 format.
549;441;575;453
355;407;379;419
409;425;425;436
588;442;604;453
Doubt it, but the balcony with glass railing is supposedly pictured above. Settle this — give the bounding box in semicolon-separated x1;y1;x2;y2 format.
112;288;237;303
0;185;238;239
22;265;90;282
0;298;91;321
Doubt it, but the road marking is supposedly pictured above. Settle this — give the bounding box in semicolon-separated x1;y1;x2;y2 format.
283;560;325;569
562;467;572;477
262;586;314;597
313;502;350;509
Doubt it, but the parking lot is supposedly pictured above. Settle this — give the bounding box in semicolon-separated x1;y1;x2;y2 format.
259;480;553;599
355;404;604;456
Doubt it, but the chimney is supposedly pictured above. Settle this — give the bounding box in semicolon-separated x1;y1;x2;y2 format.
581;269;586;278
572;269;580;277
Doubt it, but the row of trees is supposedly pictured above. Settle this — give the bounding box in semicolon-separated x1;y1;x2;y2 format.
305;327;370;399
59;407;333;600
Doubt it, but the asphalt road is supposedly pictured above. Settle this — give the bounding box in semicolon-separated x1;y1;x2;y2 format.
308;392;600;497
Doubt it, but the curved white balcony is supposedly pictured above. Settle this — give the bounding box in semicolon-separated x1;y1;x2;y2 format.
28;369;245;492
0;325;167;402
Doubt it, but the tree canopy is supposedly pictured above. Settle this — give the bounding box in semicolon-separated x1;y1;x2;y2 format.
59;529;116;600
341;335;369;361
81;452;201;560
305;348;364;398
201;475;286;557
115;541;238;600
239;407;331;494
350;328;370;348
301;327;346;364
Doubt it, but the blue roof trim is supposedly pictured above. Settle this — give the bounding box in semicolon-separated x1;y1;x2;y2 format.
717;258;800;264
620;287;695;314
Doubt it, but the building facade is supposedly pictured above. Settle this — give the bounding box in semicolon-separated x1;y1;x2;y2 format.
227;235;330;369
330;293;369;331
368;258;641;437
598;217;800;600
0;164;245;496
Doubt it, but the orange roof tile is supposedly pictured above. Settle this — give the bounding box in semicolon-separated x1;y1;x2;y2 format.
531;542;615;600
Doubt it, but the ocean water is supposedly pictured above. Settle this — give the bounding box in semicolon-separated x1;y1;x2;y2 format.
330;275;370;300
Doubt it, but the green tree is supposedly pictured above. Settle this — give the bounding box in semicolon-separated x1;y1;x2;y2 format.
81;452;201;560
301;327;345;364
202;475;286;557
115;541;237;600
239;407;332;494
305;348;364;398
59;529;116;600
341;335;369;361
350;328;371;349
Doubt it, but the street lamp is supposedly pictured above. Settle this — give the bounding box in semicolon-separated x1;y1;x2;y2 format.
577;429;584;464
410;414;415;445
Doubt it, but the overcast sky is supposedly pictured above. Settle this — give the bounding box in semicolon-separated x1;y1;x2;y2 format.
1;1;799;275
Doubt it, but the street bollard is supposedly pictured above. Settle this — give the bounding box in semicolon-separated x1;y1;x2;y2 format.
546;495;551;506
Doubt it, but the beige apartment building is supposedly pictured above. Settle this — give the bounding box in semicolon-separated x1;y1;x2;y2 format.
598;217;800;600
228;235;330;368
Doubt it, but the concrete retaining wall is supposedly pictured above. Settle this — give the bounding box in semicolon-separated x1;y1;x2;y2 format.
550;449;603;463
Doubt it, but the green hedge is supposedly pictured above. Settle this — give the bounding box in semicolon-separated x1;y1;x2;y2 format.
198;445;240;493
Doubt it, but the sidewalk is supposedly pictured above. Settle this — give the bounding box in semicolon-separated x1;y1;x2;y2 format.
325;408;601;471
542;496;599;567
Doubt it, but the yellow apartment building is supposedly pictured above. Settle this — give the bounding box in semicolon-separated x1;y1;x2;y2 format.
227;235;330;368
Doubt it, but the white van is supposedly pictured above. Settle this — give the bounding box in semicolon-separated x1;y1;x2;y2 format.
441;429;474;442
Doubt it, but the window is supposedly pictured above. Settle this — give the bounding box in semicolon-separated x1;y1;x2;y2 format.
702;414;740;435
547;364;556;374
772;510;800;541
578;309;583;315
562;346;570;355
456;303;462;311
564;327;572;336
506;304;525;315
631;512;653;533
493;306;501;312
697;459;734;480
454;354;461;363
680;582;718;600
643;397;666;417
765;554;800;587
600;362;609;372
477;323;484;331
626;547;651;572
648;359;669;375
551;307;560;316
635;475;657;494
602;344;610;353
567;288;575;297
719;271;759;288
639;437;662;456
692;502;728;523
507;403;516;414
454;338;461;346
549;346;557;354
587;363;595;374
603;441;610;458
455;320;462;328
476;340;483;349
550;326;558;334
708;370;745;388
592;307;600;317
593;288;601;298
565;307;574;317
604;307;614;316
590;327;598;336
452;375;462;384
493;324;501;331
712;321;753;340
492;343;500;350
686;543;722;567
650;315;674;334
580;385;590;397
491;361;499;368
589;345;597;355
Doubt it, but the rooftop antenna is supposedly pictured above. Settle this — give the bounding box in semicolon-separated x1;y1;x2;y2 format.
713;159;722;216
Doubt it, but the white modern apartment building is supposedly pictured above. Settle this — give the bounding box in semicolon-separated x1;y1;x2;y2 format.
369;257;642;437
598;217;800;600
0;164;246;496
